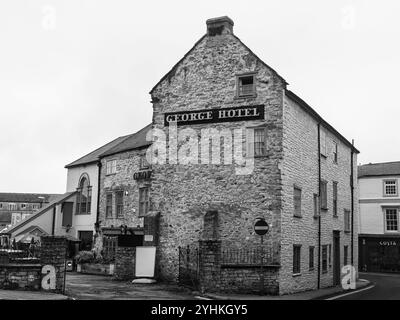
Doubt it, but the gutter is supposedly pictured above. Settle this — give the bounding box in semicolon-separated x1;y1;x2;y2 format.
317;123;322;289
51;206;56;236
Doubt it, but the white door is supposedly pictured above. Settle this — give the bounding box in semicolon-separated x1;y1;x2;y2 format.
135;246;156;277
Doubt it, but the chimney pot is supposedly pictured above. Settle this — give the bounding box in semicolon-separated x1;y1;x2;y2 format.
206;16;234;36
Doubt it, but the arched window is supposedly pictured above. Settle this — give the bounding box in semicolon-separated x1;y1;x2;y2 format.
76;175;92;215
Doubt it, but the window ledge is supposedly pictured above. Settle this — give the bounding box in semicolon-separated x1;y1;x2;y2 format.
234;94;257;100
293;215;302;219
292;273;302;277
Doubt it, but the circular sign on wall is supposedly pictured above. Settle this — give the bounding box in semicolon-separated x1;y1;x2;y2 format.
254;218;269;236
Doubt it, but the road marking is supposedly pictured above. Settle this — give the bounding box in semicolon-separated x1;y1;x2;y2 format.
325;284;375;300
195;296;212;300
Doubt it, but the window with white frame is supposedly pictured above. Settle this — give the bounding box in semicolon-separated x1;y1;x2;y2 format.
106;160;117;175
384;180;398;196
385;208;399;232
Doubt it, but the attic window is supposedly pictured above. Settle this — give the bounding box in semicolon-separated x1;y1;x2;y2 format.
237;74;256;97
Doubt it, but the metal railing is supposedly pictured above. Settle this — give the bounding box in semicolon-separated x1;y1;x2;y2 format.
221;246;275;266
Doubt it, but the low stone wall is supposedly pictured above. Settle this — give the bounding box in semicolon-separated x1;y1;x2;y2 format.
0;263;42;290
196;240;280;295
219;266;279;294
0;236;67;293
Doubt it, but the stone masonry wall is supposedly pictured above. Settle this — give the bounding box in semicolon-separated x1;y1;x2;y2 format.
279;95;358;295
150;30;286;282
40;236;67;293
99;148;150;229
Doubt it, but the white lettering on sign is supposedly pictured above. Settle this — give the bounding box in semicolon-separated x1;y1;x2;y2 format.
379;241;397;246
254;226;269;230
41;265;56;290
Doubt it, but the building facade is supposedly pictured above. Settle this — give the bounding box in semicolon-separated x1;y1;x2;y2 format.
146;16;359;294
0;193;60;230
358;161;400;273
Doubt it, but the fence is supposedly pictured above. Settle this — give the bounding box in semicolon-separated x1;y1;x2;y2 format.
178;245;200;290
102;236;117;262
221;246;275;266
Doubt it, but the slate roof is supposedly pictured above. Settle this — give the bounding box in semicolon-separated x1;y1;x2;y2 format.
358;161;400;178
65;124;152;168
0;193;61;203
99;124;152;158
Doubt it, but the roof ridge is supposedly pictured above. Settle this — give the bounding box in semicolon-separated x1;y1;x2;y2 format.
359;161;400;166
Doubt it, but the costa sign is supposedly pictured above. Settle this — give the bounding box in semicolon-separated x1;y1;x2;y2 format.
164;105;265;126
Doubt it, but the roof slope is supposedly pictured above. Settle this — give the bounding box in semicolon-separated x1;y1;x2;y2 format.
0;193;61;203
358;161;400;178
285;90;359;154
1;192;77;235
65;125;153;168
65;135;132;168
99;124;152;158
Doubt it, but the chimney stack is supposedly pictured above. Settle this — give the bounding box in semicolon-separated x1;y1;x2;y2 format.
206;16;234;36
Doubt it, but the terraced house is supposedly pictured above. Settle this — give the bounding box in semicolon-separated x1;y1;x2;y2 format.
143;16;359;294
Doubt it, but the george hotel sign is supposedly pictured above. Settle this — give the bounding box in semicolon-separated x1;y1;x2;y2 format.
164;105;265;126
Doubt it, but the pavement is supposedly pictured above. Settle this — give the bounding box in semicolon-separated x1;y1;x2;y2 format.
2;272;398;300
65;272;197;300
199;278;372;300
0;290;69;300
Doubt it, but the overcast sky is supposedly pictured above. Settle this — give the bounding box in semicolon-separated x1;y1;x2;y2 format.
1;0;399;193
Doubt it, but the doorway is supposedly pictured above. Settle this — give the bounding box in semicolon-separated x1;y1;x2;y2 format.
333;231;341;286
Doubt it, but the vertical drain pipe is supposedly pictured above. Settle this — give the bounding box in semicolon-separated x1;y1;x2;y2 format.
317;123;322;289
350;140;355;266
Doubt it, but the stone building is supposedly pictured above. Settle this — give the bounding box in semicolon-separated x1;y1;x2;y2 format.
97;124;152;235
145;16;359;294
358;161;400;273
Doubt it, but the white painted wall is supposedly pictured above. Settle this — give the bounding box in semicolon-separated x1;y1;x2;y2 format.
359;176;400;235
66;164;99;238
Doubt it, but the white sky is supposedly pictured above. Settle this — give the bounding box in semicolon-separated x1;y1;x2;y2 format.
1;0;399;193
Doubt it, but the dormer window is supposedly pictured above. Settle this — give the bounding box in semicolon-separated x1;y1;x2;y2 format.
237;73;256;97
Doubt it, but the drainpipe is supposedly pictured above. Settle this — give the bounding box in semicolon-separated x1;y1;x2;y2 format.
317;123;322;289
350;140;355;266
95;161;102;226
52;206;56;235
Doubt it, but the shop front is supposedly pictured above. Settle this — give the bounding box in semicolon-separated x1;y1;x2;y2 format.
359;234;400;273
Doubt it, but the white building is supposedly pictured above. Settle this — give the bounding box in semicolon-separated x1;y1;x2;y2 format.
358;161;400;273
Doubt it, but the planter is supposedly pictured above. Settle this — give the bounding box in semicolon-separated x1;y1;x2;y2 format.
77;263;115;276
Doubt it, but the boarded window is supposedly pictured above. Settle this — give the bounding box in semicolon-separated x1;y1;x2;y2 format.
320;180;328;210
344;245;348;266
293;186;302;217
333;182;338;216
313;193;319;218
106;193;113;218
344;209;351;232
309;246;314;270
293;245;301;274
322;245;328;273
